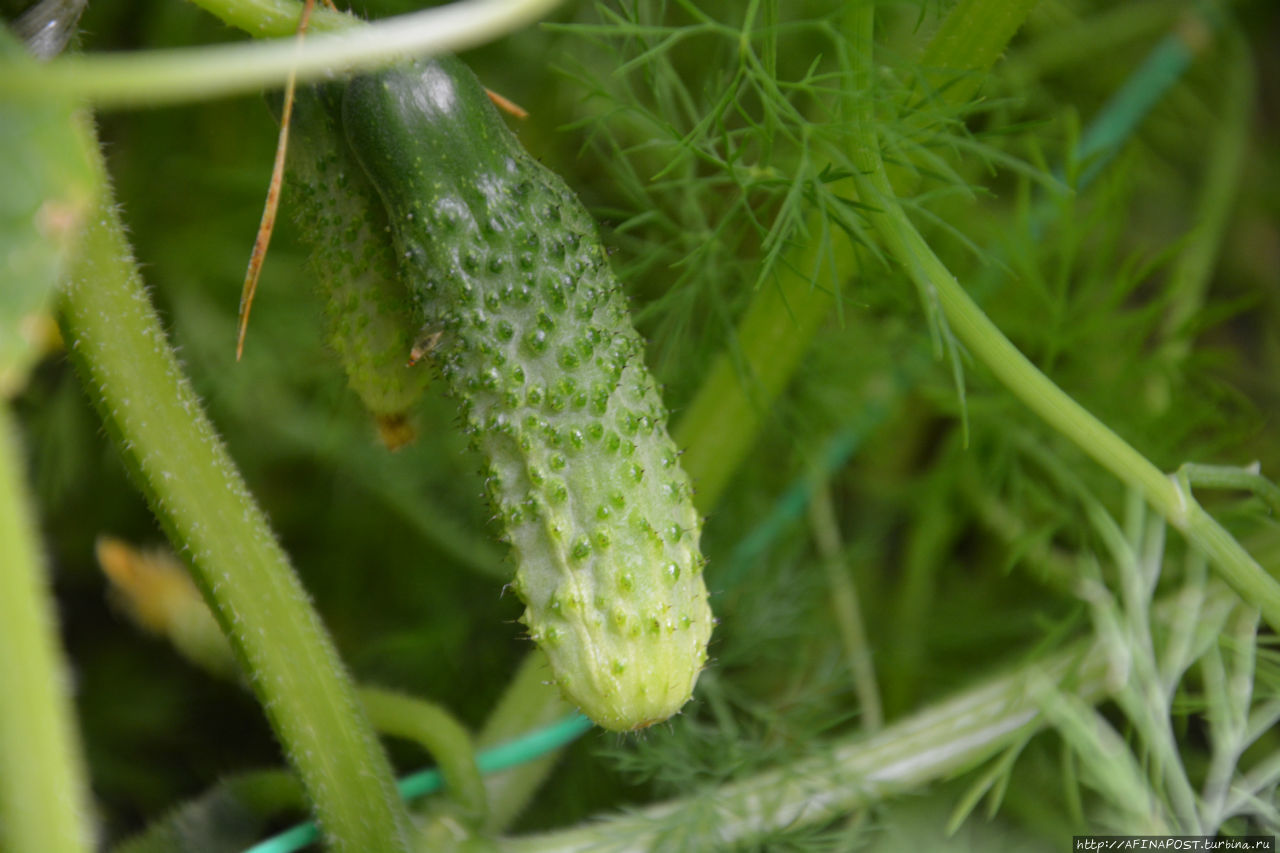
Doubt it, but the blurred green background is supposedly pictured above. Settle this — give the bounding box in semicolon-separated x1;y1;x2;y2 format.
7;0;1280;846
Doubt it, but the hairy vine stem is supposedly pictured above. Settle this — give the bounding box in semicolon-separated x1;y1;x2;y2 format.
58;166;414;851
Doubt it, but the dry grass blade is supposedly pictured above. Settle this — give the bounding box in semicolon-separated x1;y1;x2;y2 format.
235;0;317;361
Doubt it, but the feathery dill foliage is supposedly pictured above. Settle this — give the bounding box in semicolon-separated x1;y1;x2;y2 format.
534;0;1280;844
542;0;1007;822
549;1;1033;380
550;3;858;371
1017;492;1280;836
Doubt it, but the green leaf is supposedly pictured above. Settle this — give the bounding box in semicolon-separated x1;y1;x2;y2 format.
0;31;98;396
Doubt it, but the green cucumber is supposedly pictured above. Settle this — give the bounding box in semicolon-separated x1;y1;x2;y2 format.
335;57;713;731
283;86;431;449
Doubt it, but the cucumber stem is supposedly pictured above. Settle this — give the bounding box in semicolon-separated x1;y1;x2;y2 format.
58;164;414;851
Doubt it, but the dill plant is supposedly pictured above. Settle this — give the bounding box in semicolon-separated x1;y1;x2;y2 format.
1;0;1278;850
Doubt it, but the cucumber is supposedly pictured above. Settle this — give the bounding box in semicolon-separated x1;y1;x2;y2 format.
283;86;431;450
335;57;713;731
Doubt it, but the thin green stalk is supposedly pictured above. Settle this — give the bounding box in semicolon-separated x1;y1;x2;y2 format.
1030;665;1170;833
58;170;412;851
716;378;904;590
865;159;1280;626
0;405;93;853
475;651;577;833
809;485;882;730
882;485;961;718
1159;30;1252;359
0;0;561;107
1106;506;1203;831
1188;601;1256;829
845;7;1280;629
359;687;488;824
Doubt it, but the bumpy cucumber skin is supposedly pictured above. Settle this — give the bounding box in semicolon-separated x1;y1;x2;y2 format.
339;58;712;731
285;87;430;449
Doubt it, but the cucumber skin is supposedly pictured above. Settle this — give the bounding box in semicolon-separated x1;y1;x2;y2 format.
338;58;713;731
284;86;430;449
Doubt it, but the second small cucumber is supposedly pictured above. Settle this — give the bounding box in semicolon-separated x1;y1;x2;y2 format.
284;85;430;449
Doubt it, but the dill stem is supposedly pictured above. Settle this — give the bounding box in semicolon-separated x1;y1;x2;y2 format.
0;404;93;853
809;486;882;731
1159;30;1251;360
58;170;413;851
881;486;962;717
858;131;1280;631
846;6;1280;630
